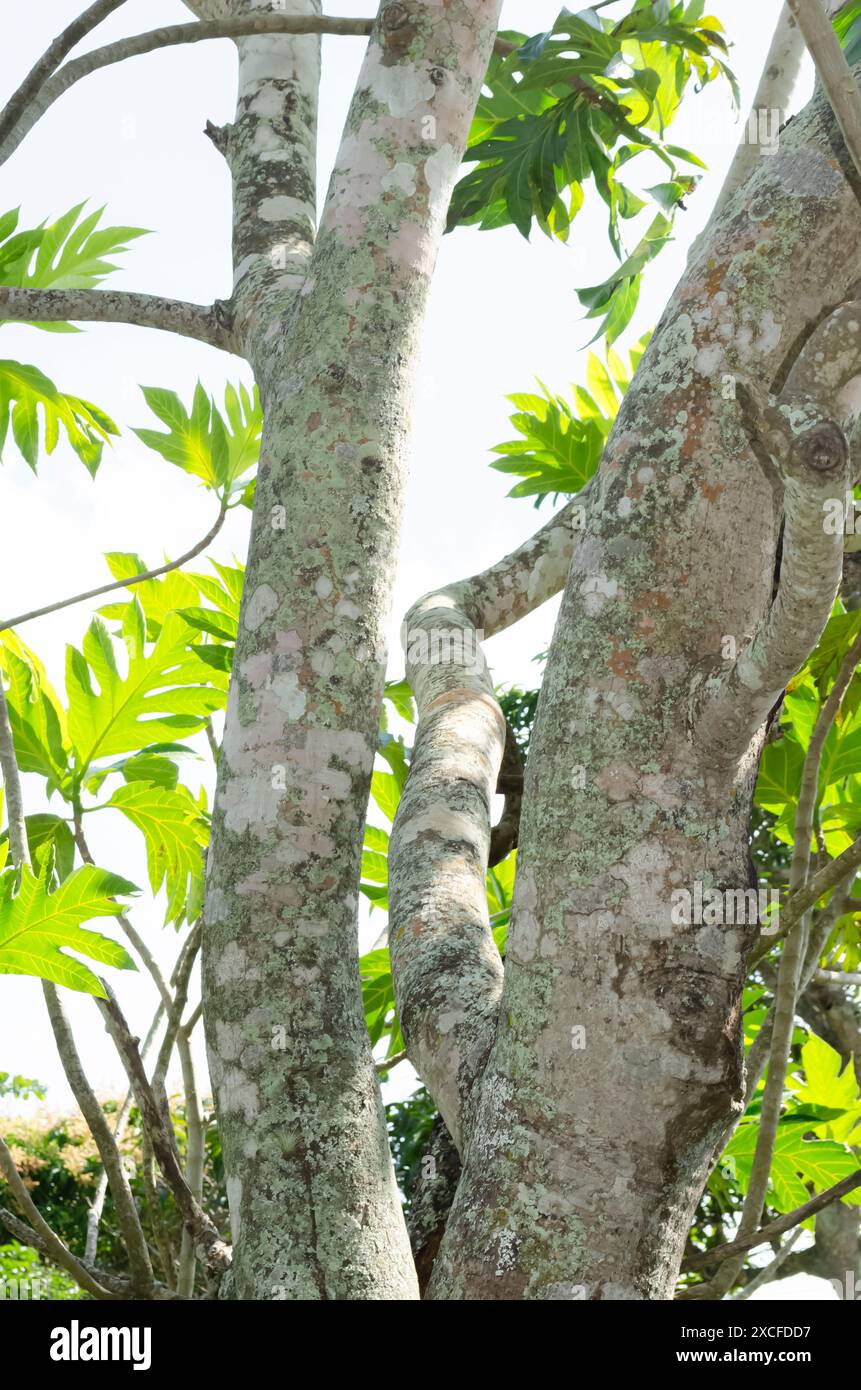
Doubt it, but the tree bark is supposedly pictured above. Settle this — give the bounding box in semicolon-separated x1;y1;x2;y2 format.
428;74;861;1301
202;0;502;1300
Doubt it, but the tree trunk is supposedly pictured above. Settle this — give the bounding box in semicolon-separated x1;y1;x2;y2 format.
428;78;861;1300
202;0;501;1300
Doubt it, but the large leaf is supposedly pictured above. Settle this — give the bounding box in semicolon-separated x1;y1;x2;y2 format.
134;381;261;497
446;4;726;248
65;611;226;782
0;203;148;332
0;359;116;474
491;336;651;505
789;1033;861;1145
105;782;208;926
0;631;69;791
724;1121;859;1216
0;862;137;996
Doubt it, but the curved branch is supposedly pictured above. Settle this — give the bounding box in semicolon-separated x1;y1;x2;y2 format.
694;301;861;762
0;13;372;165
96;983;230;1283
43;981;155;1295
0;13;529;167
0;0;128;149
0;286;236;351
0;500;228;634
389;496;589;1150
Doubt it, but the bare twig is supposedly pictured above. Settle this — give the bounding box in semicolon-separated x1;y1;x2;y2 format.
96;984;230;1281
0;1138;116;1300
1;501;228;634
0;0;128;148
736;1229;804;1299
43;982;155;1294
680;1166;861;1277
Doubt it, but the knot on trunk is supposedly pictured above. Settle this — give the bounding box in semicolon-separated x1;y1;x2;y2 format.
790;418;848;477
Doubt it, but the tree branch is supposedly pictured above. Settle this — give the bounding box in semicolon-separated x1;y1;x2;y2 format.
788;0;861;181
0;1140;116;1300
0;14;367;165
0;0;128;150
1;500;228;634
43;981;155;1295
680;1166;861;1278
735;1228;804;1299
695;301;861;762
96;983;230;1284
389;499;589;1151
0;12;527;167
690;3;807;265
0;286;235;351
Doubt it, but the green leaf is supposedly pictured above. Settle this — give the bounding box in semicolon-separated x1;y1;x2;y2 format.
446;6;727;248
755;738;804;813
105;782;208;926
0;203;147;332
0;862;138;996
0;631;69;790
724;1122;859;1216
790;1033;861;1144
134;381;260;496
0;359;117;475
370;771;401;824
65;613;226;782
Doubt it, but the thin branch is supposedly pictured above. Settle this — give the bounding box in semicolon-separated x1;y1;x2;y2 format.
736;1228;804;1299
1;501;228;634
818;967;861;986
690;4;806;265
780;830;861;934
0;14;532;167
680;1166;861;1277
73;814;173;1012
96;983;230;1282
0;0;128;148
2;668;155;1292
0;14;371;164
0;286;235;351
745;875;852;1103
787;0;861;181
182;999;203;1036
0;681;29;870
712;628;861;1296
43;981;155;1295
0;1138;116;1300
375;1050;407;1077
85;999;165;1265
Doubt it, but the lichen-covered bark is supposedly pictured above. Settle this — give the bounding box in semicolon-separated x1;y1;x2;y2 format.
388;595;506;1153
227;1;323;348
202;0;502;1300
429;80;861;1301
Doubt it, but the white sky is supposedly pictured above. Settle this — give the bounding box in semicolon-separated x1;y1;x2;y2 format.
0;0;839;1298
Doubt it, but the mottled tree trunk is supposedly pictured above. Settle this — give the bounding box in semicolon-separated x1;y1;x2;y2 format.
202;0;501;1300
426;83;861;1300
